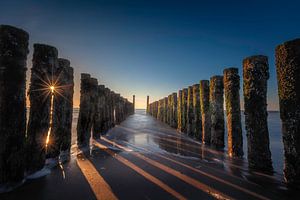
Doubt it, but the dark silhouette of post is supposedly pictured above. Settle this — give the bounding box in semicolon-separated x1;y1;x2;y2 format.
0;25;29;186
177;90;183;132
192;84;202;140
146;95;149;113
243;55;273;172
133;95;135;113
210;76;225;148
224;68;243;157
182;88;188;133
200;80;211;144
187;86;194;136
93;85;105;139
171;92;178;128
50;58;74;159
27;44;58;174
77;74;98;149
276;39;300;185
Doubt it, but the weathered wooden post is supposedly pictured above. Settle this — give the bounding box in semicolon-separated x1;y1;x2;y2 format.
192;84;202;140
133;95;135;113
157;99;163;121
224;68;243;157
210;76;225;148
243;55;273;172
77;74;98;148
93;85;105;139
167;95;172;125
276;39;300;185
187;86;194;136
154;101;158;119
171;92;178;128
182;88;188;133
163;97;168;123
177;90;183;131
200;80;211;144
49;58;74;159
146;95;150;113
27;44;58;174
0;25;29;187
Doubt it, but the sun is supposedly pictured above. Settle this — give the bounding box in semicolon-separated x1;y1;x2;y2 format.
50;85;55;93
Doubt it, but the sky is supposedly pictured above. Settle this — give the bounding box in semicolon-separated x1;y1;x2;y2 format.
1;0;300;109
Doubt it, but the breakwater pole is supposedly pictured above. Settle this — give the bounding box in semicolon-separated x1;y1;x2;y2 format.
76;74;98;148
0;25;29;187
243;55;273;172
163;97;168;124
200;80;211;144
133;95;135;113
146;95;149;114
27;44;59;174
276;39;300;185
171;93;177;128
210;76;225;148
224;68;243;157
48;58;74;158
93;85;105;139
192;84;202;140
167;95;172;125
182;88;188;133
177;90;183;132
187;86;194;136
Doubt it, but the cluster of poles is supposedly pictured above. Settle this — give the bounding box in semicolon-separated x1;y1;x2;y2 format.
0;25;134;191
148;39;300;187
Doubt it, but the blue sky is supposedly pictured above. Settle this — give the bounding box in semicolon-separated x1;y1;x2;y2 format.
1;0;299;109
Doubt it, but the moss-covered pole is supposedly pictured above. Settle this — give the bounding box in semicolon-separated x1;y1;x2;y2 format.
0;25;29;186
210;76;225;148
224;68;243;157
146;95;150;114
243;55;273;172
77;74;98;148
93;85;105;139
276;39;300;185
192;84;202;140
163;97;168;124
200;80;211;144
187;86;194;136
182;88;188;133
27;44;58;174
177;90;183;132
171;92;178;128
50;58;74;158
133;95;135;113
167;95;172;125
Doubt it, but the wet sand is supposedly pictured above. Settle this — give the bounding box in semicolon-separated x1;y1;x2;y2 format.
1;110;299;200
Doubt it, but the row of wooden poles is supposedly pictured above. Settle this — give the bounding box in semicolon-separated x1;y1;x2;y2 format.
147;39;300;186
0;25;134;190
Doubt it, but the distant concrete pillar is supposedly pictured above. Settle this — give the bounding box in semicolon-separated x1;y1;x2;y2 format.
133;95;135;113
27;44;58;174
163;97;168;123
49;58;74;158
0;25;29;185
182;88;188;133
243;55;273;172
187;86;194;136
177;90;183;131
200;80;211;144
77;74;98;148
192;84;202;140
223;68;243;157
210;76;225;148
276;39;300;185
146;96;150;113
171;92;178;128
